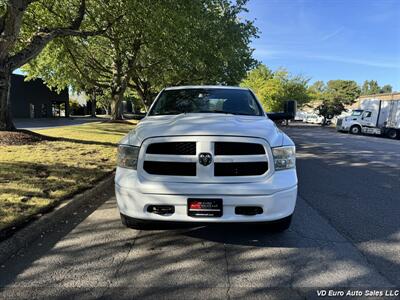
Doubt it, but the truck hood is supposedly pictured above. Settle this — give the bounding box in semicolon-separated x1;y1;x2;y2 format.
123;113;293;148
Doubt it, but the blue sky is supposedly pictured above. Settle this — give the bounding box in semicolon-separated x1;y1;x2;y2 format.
243;0;400;91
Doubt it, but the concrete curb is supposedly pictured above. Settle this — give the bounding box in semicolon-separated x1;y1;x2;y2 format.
0;174;115;265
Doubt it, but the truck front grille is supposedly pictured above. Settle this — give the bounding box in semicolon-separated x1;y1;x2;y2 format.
336;118;343;126
214;162;268;176
141;137;270;181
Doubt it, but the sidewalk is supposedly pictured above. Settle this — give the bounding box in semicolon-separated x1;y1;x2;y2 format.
14;116;107;130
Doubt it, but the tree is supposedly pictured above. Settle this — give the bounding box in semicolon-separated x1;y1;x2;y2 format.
380;84;392;94
309;81;326;95
361;80;381;95
316;80;361;122
361;80;369;95
24;0;258;118
368;80;380;94
326;80;360;105
317;100;345;122
0;0;108;130
240;64;310;112
308;80;326;106
281;73;310;108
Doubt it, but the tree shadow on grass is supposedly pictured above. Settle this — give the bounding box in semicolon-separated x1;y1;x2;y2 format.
0;161;113;236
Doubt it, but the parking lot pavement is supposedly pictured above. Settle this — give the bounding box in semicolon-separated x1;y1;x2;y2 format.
283;124;400;286
0;124;398;298
0;193;392;299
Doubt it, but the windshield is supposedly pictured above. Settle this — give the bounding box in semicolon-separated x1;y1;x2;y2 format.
149;88;264;116
351;110;363;116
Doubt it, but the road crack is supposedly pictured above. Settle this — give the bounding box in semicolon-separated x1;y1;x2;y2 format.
99;230;141;298
223;243;231;299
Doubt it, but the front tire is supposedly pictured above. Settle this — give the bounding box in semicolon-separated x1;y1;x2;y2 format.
350;125;361;135
262;215;292;232
120;213;148;230
386;129;398;139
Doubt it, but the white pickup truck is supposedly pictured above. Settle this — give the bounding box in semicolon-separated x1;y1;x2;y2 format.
336;99;400;139
115;86;297;231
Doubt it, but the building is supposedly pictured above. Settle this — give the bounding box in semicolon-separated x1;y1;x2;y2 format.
10;74;69;118
342;92;400;111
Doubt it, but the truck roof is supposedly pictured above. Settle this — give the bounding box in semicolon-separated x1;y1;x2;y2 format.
164;85;250;91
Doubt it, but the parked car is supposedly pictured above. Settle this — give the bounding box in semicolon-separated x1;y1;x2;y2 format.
304;113;324;124
336;99;400;139
294;111;307;122
115;86;297;232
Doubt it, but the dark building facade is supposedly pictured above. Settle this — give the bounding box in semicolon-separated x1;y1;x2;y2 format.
10;74;69;118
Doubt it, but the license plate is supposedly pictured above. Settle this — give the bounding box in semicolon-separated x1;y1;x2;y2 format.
187;199;223;217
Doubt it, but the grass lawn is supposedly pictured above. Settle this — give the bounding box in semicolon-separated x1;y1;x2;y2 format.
0;121;136;231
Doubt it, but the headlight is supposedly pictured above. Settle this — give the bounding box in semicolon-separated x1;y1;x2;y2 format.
117;145;140;169
272;146;296;170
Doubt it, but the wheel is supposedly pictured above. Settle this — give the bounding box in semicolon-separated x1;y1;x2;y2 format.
261;215;292;232
120;213;148;230
386;129;398;139
350;125;361;135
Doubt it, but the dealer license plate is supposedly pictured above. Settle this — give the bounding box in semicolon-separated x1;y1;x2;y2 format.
187;199;223;218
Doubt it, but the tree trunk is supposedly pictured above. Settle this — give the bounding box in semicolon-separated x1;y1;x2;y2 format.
0;69;16;131
132;84;151;112
90;91;96;117
110;91;123;120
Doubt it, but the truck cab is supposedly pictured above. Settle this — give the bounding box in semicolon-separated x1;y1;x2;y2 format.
336;99;400;139
336;110;374;134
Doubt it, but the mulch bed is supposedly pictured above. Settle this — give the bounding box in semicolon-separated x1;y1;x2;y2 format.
0;130;56;146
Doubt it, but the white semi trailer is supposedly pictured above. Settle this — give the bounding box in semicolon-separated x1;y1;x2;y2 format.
336;99;400;139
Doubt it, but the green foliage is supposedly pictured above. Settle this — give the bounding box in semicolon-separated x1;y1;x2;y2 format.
308;80;326;104
69;99;80;113
361;80;383;95
314;80;360;119
325;80;361;105
240;64;310;112
316;100;345;120
380;84;392;94
9;0;99;57
23;0;258;114
361;80;394;95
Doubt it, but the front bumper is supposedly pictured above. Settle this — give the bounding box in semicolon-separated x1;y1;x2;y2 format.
336;123;349;131
115;168;297;223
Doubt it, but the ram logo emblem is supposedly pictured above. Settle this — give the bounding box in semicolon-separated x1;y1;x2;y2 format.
198;152;212;166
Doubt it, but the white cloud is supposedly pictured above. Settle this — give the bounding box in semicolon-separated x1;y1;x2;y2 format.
306;54;400;69
320;26;345;42
254;47;400;69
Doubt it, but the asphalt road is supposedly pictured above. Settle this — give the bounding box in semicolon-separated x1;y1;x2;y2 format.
0;125;399;299
286;125;400;286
